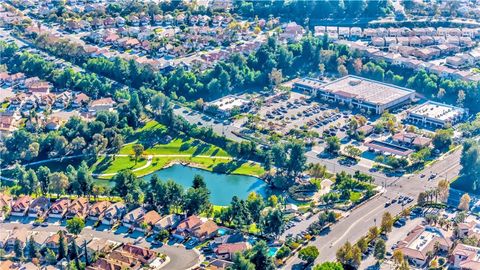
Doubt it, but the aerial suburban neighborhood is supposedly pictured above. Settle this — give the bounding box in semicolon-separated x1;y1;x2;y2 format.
3;0;480;270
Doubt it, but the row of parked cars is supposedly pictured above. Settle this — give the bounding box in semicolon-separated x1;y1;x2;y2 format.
385;195;414;208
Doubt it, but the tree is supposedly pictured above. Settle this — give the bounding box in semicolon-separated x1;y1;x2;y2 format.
260;208;285;238
132;143;145;164
66;217;85;235
380;212;394;233
325;136;340;154
299;246;319;264
459;193;471;211
192;174;206;189
58;231;67;260
433;129;453;152
45;249;57;265
392;250;405;266
368;226;379;241
249;241;275;270
336;241;361;268
374;239;386;260
26;236;37;259
229;253;255;270
49;172;69;196
14;239;23;259
268;68;283;88
156;229;170;242
183;187;211;216
344;145;362;159
437;179;450;202
356;237;368;253
37;166;51;194
313;262;344;270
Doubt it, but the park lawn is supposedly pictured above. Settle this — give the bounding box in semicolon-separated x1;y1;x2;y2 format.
120;137;230;157
349;191;362;203
90;156;148;176
231;161;265;177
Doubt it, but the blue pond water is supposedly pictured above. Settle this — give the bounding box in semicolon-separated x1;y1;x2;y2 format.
142;164;269;206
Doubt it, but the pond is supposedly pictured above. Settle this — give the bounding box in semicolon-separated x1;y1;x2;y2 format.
142;164;270;206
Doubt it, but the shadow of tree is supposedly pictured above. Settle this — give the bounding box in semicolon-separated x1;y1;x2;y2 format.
92;156;113;173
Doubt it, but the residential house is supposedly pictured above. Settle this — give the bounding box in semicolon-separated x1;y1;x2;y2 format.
215;242;251;261
5;72;25;86
0;114;18;133
134;210;161;232
102;202;126;226
173;215;203;240
27;80;52;95
44;231;71;252
27;197;51;218
88;97;116;113
280;22;304;42
154;214;181;231
88;201;111;221
72;93;90;108
29;231;53;250
452;243;480;269
396;225;450;266
122;207;145;227
6;228;29;249
49;198;70;218
413;48;440;61
66;197;89;219
86;238;120;259
191;220;219;241
115;17;125;27
11;195;32;217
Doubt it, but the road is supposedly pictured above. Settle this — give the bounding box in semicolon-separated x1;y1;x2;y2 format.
0;222;201;270
282;149;461;269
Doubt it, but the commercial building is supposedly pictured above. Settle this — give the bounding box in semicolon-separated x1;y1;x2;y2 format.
206;95;252;117
293;75;416;114
406;101;466;128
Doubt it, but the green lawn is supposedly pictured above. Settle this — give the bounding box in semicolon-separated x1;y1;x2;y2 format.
94;120;265;178
349;191;362;203
90;156;148;176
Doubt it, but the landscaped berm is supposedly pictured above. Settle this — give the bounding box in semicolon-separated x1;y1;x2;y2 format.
90;121;265;179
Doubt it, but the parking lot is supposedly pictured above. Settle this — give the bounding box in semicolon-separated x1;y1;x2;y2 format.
256;92;352;140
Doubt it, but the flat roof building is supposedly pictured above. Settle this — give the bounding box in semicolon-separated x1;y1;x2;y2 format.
396;225;450;266
206;95;252;117
294;75;416;114
406;101;466;128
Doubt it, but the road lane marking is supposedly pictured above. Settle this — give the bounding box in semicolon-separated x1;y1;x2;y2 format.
331;203;385;246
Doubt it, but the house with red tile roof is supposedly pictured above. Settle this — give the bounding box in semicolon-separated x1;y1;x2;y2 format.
88;201;111;221
66;197;89;219
11;195;32;216
27;197;51;218
215;242;251;261
49;198;70;218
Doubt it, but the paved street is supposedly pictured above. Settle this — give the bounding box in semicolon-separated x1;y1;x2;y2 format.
282;149;461;269
0;222;201;270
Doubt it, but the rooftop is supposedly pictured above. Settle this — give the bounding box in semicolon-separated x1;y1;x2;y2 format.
320;75;415;106
408;101;465;121
209;95;250;112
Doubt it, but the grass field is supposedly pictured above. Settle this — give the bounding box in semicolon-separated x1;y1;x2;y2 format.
90;156;148;176
93;120;265;178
